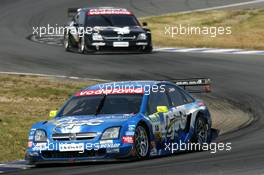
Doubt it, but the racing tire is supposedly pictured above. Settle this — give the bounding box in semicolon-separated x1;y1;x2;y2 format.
78;37;86;54
134;125;150;159
64;34;71;52
142;45;153;53
78;37;95;54
191;116;210;144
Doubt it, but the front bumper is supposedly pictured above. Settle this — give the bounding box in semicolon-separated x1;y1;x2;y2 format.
26;140;134;164
86;37;151;52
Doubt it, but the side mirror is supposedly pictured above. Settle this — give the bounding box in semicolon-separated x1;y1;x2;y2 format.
49;110;58;118
142;22;148;27
156;106;169;113
73;22;78;27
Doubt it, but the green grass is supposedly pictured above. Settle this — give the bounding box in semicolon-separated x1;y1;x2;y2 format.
0;75;97;162
140;8;264;50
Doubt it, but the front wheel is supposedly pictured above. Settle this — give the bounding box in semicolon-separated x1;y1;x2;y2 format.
134;125;150;159
142;45;153;53
78;37;86;54
64;34;71;52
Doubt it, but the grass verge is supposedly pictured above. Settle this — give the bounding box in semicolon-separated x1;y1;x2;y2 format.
141;8;264;50
0;74;97;162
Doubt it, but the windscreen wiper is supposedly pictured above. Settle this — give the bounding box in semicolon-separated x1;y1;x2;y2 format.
101;15;113;26
94;95;107;115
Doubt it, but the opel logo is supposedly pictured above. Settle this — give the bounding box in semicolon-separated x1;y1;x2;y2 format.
117;35;123;41
69;133;76;140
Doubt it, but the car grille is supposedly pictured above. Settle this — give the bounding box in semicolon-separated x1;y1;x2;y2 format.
103;35;136;41
41;149;106;159
52;132;97;141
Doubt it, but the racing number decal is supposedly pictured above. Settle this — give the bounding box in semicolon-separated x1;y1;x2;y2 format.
149;108;187;143
149;113;162;142
164;108;187;142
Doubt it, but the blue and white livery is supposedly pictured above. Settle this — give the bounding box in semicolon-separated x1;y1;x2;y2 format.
26;79;214;164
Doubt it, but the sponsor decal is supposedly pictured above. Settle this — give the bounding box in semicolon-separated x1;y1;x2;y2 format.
125;131;135;136
29;129;36;136
150;141;158;156
32;143;47;151
100;143;120;149
75;88;144;96
122;136;134;144
128;125;136;131
54;118;104;133
59;143;84;152
106;148;120;153
28;141;33;148
100;140;113;144
113;27;130;35
31;141;121;152
88;9;132;16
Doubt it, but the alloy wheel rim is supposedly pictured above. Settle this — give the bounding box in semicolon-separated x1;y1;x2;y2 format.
80;37;85;52
64;36;69;49
135;126;149;157
197;119;208;144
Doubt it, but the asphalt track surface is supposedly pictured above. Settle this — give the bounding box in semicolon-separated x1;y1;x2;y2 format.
0;0;264;174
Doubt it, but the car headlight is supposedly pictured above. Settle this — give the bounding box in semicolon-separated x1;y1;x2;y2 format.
34;129;47;142
137;33;147;40
101;127;120;140
92;33;103;41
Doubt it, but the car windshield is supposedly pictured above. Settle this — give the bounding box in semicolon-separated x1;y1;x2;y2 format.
61;94;143;116
85;14;140;27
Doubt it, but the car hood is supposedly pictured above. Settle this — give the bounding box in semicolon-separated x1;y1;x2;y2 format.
95;26;145;35
44;114;134;134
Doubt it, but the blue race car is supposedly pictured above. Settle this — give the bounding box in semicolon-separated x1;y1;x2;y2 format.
26;79;214;164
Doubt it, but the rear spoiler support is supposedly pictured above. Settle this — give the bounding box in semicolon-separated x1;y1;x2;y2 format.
172;78;212;93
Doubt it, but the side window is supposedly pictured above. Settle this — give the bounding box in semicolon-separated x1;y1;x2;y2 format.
166;85;186;106
148;91;170;114
74;12;85;25
178;88;195;103
78;12;85;26
74;14;79;24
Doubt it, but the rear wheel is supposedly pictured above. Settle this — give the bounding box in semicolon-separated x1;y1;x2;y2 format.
191;116;210;144
134;125;150;159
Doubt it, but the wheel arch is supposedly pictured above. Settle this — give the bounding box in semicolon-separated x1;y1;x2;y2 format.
137;120;154;141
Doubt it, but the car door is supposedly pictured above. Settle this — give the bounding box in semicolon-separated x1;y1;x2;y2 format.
165;84;189;142
147;88;171;153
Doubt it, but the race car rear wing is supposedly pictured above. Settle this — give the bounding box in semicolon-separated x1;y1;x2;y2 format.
67;8;79;18
172;78;211;93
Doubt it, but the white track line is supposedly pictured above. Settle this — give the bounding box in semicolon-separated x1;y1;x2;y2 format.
178;0;264;14
0;71;109;82
0;164;33;169
155;47;264;55
201;49;242;53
